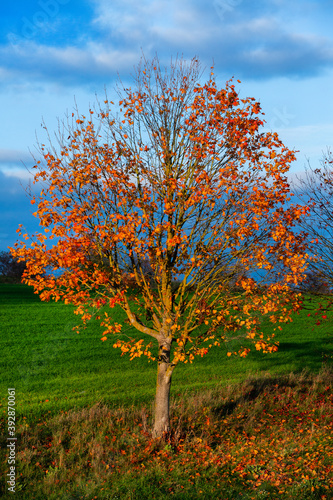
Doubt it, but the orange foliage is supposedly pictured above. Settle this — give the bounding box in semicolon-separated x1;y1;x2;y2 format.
11;56;309;369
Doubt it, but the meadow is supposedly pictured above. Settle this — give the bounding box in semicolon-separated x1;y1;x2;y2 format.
1;283;333;499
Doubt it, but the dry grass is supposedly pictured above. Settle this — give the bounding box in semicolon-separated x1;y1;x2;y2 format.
1;365;333;499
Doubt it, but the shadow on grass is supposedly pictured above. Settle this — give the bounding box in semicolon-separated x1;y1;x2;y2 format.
210;364;333;420
0;283;42;305
247;339;333;375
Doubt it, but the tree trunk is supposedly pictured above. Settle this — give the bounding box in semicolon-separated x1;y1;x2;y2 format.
152;343;173;438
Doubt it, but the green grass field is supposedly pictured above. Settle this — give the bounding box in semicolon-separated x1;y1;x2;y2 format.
1;283;333;499
1;283;332;421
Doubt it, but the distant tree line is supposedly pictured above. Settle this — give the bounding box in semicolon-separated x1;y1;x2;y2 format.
0;251;26;283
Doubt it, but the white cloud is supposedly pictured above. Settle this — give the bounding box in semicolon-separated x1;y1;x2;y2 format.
0;40;143;86
0;166;33;182
0;0;332;88
92;0;172;33
0;148;31;164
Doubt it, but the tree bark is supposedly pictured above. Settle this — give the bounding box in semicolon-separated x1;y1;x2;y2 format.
152;342;173;438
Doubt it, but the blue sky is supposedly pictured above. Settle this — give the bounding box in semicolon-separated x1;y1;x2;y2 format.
1;0;333;251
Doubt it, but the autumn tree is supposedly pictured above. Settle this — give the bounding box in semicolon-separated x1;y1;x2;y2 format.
11;56;309;438
294;150;333;294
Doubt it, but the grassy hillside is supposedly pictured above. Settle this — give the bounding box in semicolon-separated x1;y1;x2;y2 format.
0;283;332;422
1;284;333;499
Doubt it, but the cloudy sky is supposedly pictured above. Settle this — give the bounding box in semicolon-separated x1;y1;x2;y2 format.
1;0;333;251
